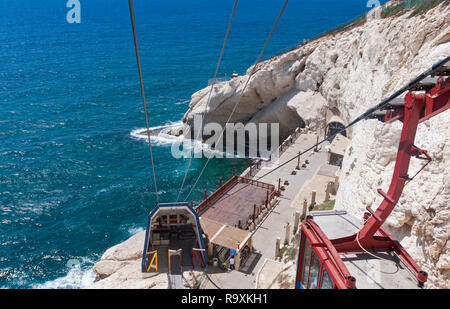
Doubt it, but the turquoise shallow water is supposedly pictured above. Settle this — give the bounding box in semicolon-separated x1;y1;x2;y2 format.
0;0;378;288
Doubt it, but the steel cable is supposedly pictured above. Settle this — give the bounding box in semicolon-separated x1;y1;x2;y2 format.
177;0;239;202
128;0;160;204
183;0;290;202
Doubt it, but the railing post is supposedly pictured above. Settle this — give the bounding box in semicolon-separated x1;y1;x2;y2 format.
285;222;291;245
275;237;281;259
204;189;207;201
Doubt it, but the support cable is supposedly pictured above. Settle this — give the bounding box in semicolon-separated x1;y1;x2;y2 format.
128;0;160;204
183;0;290;202
254;56;450;182
177;0;239;202
207;56;450;201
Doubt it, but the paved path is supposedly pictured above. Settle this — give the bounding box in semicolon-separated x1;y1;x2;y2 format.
169;273;185;289
203;134;329;289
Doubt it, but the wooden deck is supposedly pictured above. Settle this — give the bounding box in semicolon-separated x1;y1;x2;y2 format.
197;176;275;228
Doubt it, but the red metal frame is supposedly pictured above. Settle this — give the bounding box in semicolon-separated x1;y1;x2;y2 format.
192;248;205;269
296;76;450;289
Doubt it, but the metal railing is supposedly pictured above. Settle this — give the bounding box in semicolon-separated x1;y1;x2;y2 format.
241;126;304;178
145;250;158;273
194;175;276;220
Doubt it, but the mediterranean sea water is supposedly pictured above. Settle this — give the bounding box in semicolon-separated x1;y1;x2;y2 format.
0;0;381;288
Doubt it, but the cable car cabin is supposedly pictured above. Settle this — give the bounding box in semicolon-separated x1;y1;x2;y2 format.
296;211;422;289
141;203;207;276
296;64;449;289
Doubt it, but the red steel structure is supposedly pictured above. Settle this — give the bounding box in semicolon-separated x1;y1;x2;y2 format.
296;73;450;289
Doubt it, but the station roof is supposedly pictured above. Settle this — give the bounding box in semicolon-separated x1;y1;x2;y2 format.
200;217;252;252
311;210;421;289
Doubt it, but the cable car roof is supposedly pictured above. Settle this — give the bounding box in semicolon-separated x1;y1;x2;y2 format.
310;210;421;289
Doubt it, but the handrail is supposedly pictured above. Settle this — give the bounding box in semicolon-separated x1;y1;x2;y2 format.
146;250;158;273
241;127;303;179
195;175;239;215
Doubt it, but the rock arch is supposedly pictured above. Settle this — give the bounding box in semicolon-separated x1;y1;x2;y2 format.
326;114;346;141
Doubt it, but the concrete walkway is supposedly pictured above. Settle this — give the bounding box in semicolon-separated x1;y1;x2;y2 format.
291;164;340;210
203;133;329;289
169;273;185;289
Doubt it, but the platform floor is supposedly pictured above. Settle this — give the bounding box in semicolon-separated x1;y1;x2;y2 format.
152;226;198;272
201;182;270;228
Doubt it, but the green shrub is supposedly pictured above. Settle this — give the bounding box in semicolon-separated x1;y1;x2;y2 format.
382;2;407;18
410;0;446;16
313;200;336;211
277;246;288;259
381;0;446;18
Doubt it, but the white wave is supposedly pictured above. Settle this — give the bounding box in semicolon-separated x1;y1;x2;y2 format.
32;257;96;289
174;99;190;105
130;123;267;159
128;226;144;235
130;121;184;145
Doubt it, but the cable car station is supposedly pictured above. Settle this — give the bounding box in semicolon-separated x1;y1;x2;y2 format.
295;63;449;289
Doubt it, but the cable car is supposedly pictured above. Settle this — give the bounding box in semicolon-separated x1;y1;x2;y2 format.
296;62;450;289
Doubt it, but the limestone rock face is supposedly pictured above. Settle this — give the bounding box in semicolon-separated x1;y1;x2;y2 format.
183;2;450;288
101;231;145;262
87;231;169;289
87;259;168;289
182;44;319;137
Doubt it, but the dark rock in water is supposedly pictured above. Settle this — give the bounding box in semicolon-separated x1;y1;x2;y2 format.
135;123;185;138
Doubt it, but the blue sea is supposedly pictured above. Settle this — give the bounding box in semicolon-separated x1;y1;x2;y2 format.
0;0;380;288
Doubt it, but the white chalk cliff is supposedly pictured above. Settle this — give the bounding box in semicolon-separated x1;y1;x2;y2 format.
182;1;450;288
90;1;450;288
